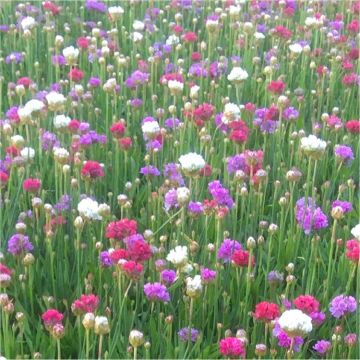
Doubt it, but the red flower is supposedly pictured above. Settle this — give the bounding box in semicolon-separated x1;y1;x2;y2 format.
194;103;214;122
183;32;197;43
106;219;137;241
23;178;41;193
110;248;128;263
43;1;60;15
110;122;126;138
42;309;63;330
72;294;99;315
160;72;184;84
273;25;292;39
17;77;32;88
199;164;212;177
172;24;183;34
191;52;201;61
0;263;12;276
118;137;132;150
219;337;246;358
345;120;360;133
232;249;255;267
267;80;286;94
342;73;358;86
81;161;104;179
254;301;280;322
121;260;143;280
77;37;90;50
348;48;359;61
229;120;249;144
6;145;19;157
68;119;80;132
125;235;152;263
346;239;360;262
293;295;320;314
0;172;9;188
68;68;84;82
347;20;359;33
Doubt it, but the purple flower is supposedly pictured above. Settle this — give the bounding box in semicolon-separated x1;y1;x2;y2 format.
329;295;357;318
52;55;66;66
146;140;163;152
88;77;101;87
130;98;143;108
125;71;149;89
189;62;208;78
273;323;303;352
99;251;112;267
208;180;234;208
227;154;246;174
164;118;181;129
178;327;199;342
140;165;160;177
217;239;242;263
5;52;23;64
188;201;203;217
164;189;178;211
163;163;184;186
161;269;177;284
85;0;107;13
144;282;170;302
334;145;354;165
267;270;284;284
313;340;331;355
54;194;71;213
283;107;299;121
215;113;229;133
295;197;328;235
310;311;326;326
331;200;352;213
200;268;216;283
7;234;33;255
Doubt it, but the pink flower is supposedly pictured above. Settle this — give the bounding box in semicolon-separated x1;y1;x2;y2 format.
42;309;63;331
219;337;246;358
23;178;41;193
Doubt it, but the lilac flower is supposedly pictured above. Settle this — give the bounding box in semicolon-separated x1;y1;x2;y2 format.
200;268;216;283
331;200;352;213
295;197;328;235
140;165;160;177
214;113;229;133
329;295;357;318
164;118;181;129
164;189;178;211
130;98;143;108
54;194;71;213
161;269;177;284
163;163;184;186
88;77;101;88
125;71;149;89
52;55;66;66
188;201;203;217
227;154;246;174
189;62;208;78
310;311;326;326
268;270;284;284
5;52;23;64
0;25;9;33
85;0;107;13
283;107;299;121
144;282;170;302
178;327;199;342
273;323;303;352
313;340;331;355
208;181;234;208
7;234;33;255
334;145;354;165
217;239;242;263
146;140;163;152
99;251;112;267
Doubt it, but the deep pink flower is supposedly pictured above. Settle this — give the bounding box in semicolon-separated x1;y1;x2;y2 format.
219;337;246;358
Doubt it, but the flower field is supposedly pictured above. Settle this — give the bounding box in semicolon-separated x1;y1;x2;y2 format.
0;0;359;359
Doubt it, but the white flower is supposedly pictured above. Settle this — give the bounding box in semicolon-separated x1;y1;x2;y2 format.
53;147;69;163
289;43;303;54
103;78;117;92
141;121;160;138
131;32;143;43
108;6;124;21
54;114;71;129
190;85;200;99
129;330;145;348
351;224;360;242
278;309;313;337
176;187;190;205
133;20;145;31
24;99;45;114
229;5;241;16
62;46;79;64
222;103;241;124
254;32;265;40
227;67;249;83
20;147;35;160
166;35;180;46
180;263;194;274
178;153;206;174
21;16;36;31
206;19;219;31
300;135;327;158
168;80;183;95
305;16;323;27
17;107;32;122
186;275;203;298
11;135;25;148
46;91;66;111
94;316;110;335
166;245;188;267
77;198;102;221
